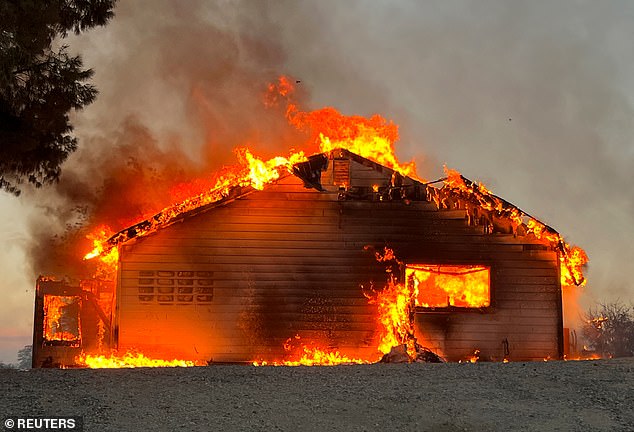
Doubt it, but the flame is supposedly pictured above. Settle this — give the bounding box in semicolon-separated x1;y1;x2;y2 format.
441;166;588;289
83;148;307;262
80;77;428;368
84;78;422;262
84;225;119;280
76;352;196;368
364;248;418;357
366;277;417;356
563;353;602;361
469;349;480;363
84;226;113;258
237;147;307;190
557;245;588;287
253;336;368;366
268;76;419;180
43;295;81;343
406;265;490;308
281;347;368;366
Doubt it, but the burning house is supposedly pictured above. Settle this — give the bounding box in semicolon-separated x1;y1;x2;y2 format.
31;78;587;368
32;147;585;367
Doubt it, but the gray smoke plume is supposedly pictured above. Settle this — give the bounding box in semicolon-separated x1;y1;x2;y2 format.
23;0;307;278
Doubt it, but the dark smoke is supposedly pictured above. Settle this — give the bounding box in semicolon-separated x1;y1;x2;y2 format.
23;0;307;278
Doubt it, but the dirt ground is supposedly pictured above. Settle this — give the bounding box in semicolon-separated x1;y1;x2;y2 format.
1;358;633;432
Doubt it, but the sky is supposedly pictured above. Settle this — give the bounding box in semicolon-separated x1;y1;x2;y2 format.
1;0;633;363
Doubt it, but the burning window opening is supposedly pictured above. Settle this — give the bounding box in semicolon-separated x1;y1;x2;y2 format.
405;264;491;309
43;295;82;346
34;278;116;368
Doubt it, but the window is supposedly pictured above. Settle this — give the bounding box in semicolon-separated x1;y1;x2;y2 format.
43;295;81;346
137;271;214;305
405;264;490;308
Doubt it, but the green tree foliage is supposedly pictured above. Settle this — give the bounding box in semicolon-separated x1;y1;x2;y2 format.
0;0;116;195
583;301;634;358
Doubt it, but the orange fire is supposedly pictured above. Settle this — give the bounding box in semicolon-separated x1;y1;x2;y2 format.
83;148;308;267
269;76;419;180
442;166;588;289
237;147;307;190
80;77;427;368
563;353;602;361
277;347;368;366
364;248;419;359
253;335;368;366
43;295;81;343
406;265;490;308
84;77;422;264
85;225;119;278
366;277;417;357
469;349;481;363
76;351;196;368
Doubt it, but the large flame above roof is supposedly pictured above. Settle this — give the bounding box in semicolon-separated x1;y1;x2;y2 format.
270;76;419;180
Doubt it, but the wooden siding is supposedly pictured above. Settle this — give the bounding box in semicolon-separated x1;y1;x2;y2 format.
116;156;562;362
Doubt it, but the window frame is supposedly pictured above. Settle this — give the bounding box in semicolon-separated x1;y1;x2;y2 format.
405;262;495;313
42;294;82;346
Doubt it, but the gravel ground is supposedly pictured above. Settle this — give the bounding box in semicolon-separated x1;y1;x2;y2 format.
1;358;633;432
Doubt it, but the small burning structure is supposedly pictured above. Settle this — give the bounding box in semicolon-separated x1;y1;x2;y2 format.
33;278;114;367
31;77;586;367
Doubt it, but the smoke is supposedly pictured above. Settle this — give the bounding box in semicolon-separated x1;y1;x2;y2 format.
23;0;308;278
265;0;634;303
